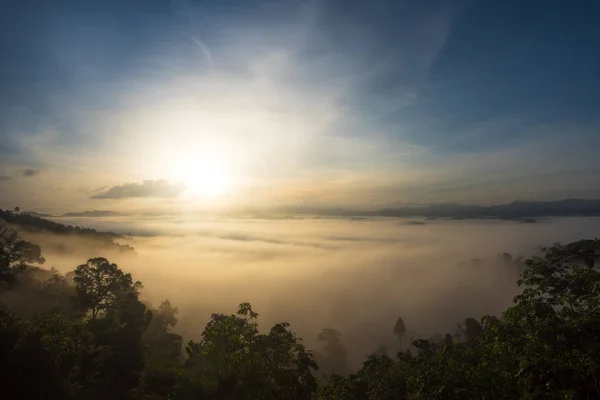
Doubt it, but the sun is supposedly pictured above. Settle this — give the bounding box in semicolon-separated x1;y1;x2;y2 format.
178;155;231;198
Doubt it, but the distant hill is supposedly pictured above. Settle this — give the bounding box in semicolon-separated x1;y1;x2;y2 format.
0;209;134;253
21;211;53;218
61;210;121;217
273;199;600;220
376;199;600;219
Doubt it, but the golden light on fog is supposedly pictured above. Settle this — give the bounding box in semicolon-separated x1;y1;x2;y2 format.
177;154;231;198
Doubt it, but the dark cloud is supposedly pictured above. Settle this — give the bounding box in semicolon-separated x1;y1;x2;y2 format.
90;180;186;199
23;169;41;177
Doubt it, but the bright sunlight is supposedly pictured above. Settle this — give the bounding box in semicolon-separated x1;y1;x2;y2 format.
177;155;231;198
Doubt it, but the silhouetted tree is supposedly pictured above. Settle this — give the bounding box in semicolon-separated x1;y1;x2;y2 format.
393;316;406;350
73;257;143;318
0;225;45;283
72;258;151;398
183;303;317;399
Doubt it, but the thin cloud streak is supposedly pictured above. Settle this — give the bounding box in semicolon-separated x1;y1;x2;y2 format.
91;180;186;199
22;168;41;177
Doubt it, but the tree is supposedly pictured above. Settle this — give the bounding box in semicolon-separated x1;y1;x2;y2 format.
183;303;318;399
73;257;143;318
0;225;45;283
393;317;406;350
495;240;600;398
444;333;453;347
317;328;348;376
457;317;483;344
0;266;76;319
0;304;68;400
73;258;151;398
319;239;600;400
143;300;182;360
140;300;184;397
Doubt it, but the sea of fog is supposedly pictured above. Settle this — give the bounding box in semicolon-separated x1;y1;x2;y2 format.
24;216;600;367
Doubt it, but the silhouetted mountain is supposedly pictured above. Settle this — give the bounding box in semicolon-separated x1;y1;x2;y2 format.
272;199;600;220
0;209;134;253
21;211;53;218
61;210;121;217
376;199;600;219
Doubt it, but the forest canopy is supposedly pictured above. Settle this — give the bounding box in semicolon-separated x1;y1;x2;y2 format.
1;220;600;399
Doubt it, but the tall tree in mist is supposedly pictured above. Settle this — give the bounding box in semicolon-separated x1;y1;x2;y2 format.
317;328;348;376
457;318;483;344
141;299;184;397
393;317;406;350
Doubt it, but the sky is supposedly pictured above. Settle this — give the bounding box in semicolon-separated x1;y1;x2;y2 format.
1;0;599;214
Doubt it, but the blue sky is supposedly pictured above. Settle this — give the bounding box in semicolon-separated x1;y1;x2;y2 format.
1;0;599;212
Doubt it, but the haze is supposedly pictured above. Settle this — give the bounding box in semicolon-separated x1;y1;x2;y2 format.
1;0;600;214
12;215;596;367
1;0;600;373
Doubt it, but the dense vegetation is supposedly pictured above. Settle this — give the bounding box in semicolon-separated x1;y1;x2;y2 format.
1;219;599;399
0;208;135;254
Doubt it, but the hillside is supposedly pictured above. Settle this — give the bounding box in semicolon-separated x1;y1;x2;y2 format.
0;209;134;253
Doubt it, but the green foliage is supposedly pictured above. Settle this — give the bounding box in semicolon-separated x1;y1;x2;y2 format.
73;257;144;319
2;227;600;399
0;224;45;283
320;239;600;399
182;302;318;399
0;208;135;253
139;300;184;398
71;258;152;398
0;305;68;400
0;266;75;318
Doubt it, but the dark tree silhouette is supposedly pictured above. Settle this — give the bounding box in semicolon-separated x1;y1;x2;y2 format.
0;225;45;283
184;303;318;399
73;257;143;318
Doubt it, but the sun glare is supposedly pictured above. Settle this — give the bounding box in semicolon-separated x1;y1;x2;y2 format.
178;155;231;198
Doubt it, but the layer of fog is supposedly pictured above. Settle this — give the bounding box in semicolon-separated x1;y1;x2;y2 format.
20;216;600;368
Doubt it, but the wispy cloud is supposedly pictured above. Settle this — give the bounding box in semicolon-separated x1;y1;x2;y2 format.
22;168;41;177
90;180;186;199
1;0;598;212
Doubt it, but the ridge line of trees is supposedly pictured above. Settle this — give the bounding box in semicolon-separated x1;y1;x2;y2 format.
0;208;135;254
